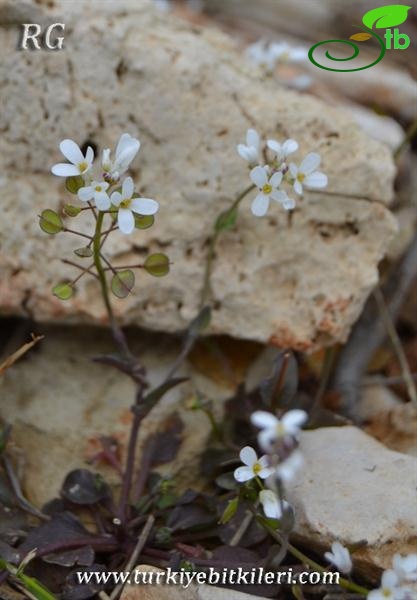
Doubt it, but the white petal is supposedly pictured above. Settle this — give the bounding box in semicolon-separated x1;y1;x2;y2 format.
239;446;257;467
251;411;278;430
237;144;252;162
381;571;398;590
115;140;141;174
102;148;111;170
94;191;111;211
267;139;282;155
59;139;84;164
246;129;259;149
118;208;135;234
367;591;383;600
281;194;296;211
250;165;268;188
258;467;275;479
233;466;254;483
293;179;303;196
300;152;321;175
289;162;298;178
116;133;140;160
282;139;299;156
282;409;308;434
269;171;283;188
258;429;275;452
304;172;328;189
258;455;270;469
251;193;269;217
122;176;134;199
130;197;159;216
85;146;94;165
290;48;308;62
51;163;80;177
270;189;287;203
259;490;282;519
110;191;122;207
77;186;94;202
276;450;304;482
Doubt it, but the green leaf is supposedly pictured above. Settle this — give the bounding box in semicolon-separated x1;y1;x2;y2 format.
64;204;82;217
188;306;211;339
52;282;74;300
65;176;84;194
134;214;154;229
220;497;239;524
362;4;411;29
111;269;135;298
144;253;170;277
74;246;93;258
39;209;63;235
215;206;238;232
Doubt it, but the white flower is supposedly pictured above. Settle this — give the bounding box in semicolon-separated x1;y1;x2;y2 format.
237;129;261;164
289;153;328;195
393;554;417;583
110;177;159;235
259;490;290;520
250;165;294;215
77;180;110;211
324;541;353;574
251;409;307;451
233;446;274;483
246;40;277;74
368;570;401;600
269;42;308;64
51;139;94;177
276;450;304;483
267;138;298;163
102;133;140;182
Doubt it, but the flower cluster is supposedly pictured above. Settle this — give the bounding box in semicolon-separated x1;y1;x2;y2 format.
237;129;328;216
246;40;308;74
233;408;307;520
51;133;159;234
368;554;417;600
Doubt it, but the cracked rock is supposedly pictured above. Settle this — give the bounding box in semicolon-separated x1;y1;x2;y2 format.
0;0;397;350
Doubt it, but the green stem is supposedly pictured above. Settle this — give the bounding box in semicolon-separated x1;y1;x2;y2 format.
200;183;255;306
93;212;131;359
259;520;369;596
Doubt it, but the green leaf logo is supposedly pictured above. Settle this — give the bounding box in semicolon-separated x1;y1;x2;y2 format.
362;4;411;29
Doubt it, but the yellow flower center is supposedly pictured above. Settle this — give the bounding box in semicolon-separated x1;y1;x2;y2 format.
262;183;272;194
253;462;262;475
276;422;286;437
95;185;102;192
298;173;305;183
78;161;88;173
120;199;131;209
382;590;391;598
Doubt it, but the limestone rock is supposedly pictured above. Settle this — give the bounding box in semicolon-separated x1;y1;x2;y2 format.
287;426;417;579
0;325;234;507
0;0;397;350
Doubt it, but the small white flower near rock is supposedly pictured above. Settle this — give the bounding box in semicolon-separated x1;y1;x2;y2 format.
267;138;299;164
111;176;159;235
269;42;309;64
51;139;94;177
250;165;294;215
289;153;328;196
276;450;304;483
77;180;110;211
367;570;400;600
251;409;307;451
237;129;261;165
393;554;417;583
246;40;278;74
259;489;289;519
102;133;140;183
324;541;353;574
233;446;274;483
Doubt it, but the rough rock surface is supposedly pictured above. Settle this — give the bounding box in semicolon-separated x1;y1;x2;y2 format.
287;426;417;578
0;0;397;350
0;325;237;507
